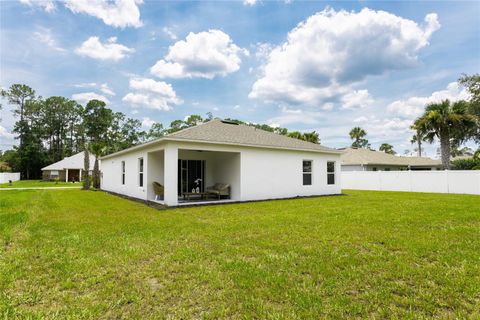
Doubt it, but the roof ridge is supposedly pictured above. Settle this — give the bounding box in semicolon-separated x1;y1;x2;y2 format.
235;121;337;149
167;118;220;137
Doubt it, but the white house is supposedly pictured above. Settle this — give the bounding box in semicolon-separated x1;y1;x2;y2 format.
42;151;95;182
100;119;342;206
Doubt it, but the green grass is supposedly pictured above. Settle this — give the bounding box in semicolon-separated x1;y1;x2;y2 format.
0;180;79;188
0;190;479;319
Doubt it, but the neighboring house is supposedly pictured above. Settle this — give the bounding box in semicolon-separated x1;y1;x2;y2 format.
42;151;95;182
100;119;342;206
340;147;442;171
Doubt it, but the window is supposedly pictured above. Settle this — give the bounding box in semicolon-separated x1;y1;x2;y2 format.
138;158;144;187
50;170;59;176
327;161;335;185
385;168;391;171
373;167;377;171
121;161;125;185
303;160;312;185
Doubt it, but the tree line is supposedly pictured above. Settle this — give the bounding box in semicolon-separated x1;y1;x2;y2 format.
0;85;321;180
346;74;480;169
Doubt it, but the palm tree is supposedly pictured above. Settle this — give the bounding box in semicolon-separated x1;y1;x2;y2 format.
410;125;425;157
379;143;395;155
302;131;320;144
414;99;476;169
349;127;368;148
287;131;303;140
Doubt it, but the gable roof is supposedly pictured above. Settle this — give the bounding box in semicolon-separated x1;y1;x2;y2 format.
42;151;95;171
340;148;442;167
101;119;341;159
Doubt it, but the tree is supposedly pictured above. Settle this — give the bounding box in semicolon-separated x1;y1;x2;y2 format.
349;127;369;148
379;143;396;155
451;145;474;157
1;85;42;178
414;99;476;169
184;114;204;126
83;144;90;190
302;131;320;144
40;96;80;162
1;85;36;145
146;122;164;140
458;74;480;143
410;124;427;157
287;131;303;140
83;100;114;189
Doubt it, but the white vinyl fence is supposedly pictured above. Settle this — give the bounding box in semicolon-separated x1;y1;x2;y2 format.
0;172;21;184
341;170;480;195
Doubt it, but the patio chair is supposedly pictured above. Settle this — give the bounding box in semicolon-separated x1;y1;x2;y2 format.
152;182;164;201
206;183;230;200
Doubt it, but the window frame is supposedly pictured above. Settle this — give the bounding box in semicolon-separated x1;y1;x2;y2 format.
302;160;313;186
121;161;125;185
138;158;144;187
327;161;335;185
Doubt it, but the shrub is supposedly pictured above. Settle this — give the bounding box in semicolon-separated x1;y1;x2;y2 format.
0;161;12;172
451;158;480;170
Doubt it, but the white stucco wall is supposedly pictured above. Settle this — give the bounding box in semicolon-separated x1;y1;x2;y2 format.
240;147;341;201
101;140;341;205
101;150;149;200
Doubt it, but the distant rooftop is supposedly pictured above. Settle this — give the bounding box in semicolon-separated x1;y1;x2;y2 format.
42;151;95;171
340;147;442;167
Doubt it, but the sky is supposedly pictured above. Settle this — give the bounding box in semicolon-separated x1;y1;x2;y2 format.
1;0;479;157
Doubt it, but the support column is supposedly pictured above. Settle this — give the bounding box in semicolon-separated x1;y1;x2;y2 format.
65;169;69;182
79;169;82;182
163;144;178;206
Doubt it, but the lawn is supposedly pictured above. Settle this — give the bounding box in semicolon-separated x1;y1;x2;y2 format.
0;190;479;319
0;180;80;188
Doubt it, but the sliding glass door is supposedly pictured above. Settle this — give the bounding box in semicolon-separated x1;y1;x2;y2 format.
178;159;205;195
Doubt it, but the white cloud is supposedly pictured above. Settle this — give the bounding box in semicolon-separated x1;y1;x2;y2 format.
162;27;177;40
387;82;470;119
72;92;110;104
0;125;15;140
74;82;97;88
348;114;412;140
75;36;134;61
122;78;182;111
243;0;257;6
249;8;440;107
99;83;115;96
141;117;155;128
19;0;56;12
33;27;65;52
341;90;373;109
267;107;323;126
353;116;369;123
74;82;115;96
64;0;143;28
150;29;249;79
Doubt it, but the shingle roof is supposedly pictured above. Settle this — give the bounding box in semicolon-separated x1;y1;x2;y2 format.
167;119;340;153
42;151;95;171
101;119;341;159
340;148;442;167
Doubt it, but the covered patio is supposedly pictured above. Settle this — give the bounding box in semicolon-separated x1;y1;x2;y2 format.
146;146;241;206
